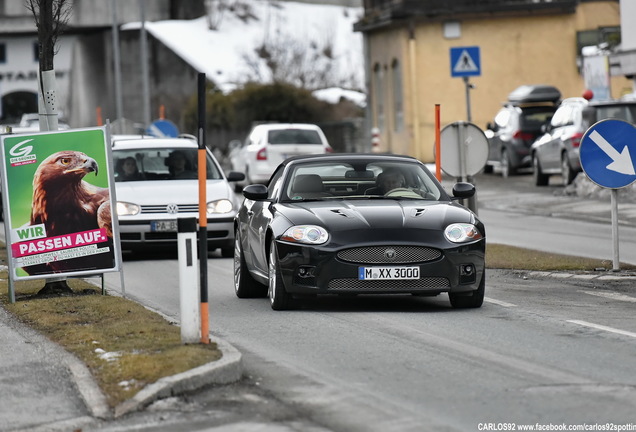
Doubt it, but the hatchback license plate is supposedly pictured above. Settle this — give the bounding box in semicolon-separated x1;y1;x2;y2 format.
358;266;420;280
151;220;178;232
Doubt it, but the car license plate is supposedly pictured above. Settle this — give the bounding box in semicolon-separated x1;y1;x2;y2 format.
358;266;420;280
151;220;178;232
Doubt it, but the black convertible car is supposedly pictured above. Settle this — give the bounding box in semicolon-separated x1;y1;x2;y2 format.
233;153;486;310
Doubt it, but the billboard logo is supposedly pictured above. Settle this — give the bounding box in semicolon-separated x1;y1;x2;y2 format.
9;139;37;166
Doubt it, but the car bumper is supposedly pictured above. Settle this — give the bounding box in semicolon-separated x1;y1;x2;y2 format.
246;160;277;184
273;239;486;296
118;216;235;250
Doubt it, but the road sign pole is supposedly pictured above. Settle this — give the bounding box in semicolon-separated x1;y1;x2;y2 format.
463;77;472;122
611;189;620;271
457;122;466;181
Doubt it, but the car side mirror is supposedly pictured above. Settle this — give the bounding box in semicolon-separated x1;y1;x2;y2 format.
227;171;246;182
452;182;475;199
243;184;269;200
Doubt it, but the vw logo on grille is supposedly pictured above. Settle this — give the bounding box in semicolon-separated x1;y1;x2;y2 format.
384;248;397;260
166;203;179;215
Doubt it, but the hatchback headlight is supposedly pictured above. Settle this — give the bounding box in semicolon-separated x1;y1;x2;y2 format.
117;201;140;216
444;223;482;243
281;225;329;245
207;199;233;214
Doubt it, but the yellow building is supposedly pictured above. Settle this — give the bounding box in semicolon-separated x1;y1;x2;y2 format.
354;0;630;162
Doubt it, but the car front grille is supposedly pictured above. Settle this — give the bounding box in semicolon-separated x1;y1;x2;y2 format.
327;277;449;291
140;204;199;214
337;246;441;264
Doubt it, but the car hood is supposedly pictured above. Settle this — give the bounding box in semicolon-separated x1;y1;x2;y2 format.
277;200;477;231
115;180;235;205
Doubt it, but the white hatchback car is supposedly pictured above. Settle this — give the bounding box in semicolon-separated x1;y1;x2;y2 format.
230;123;332;187
112;135;244;256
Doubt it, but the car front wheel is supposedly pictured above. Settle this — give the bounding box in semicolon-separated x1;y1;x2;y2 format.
449;271;485;309
268;239;292;310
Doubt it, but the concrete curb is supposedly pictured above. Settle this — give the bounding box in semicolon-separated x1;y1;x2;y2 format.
506;269;636;281
113;335;242;417
75;278;244;418
68;355;111;419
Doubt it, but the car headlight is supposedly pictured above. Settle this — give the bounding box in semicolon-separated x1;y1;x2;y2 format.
281;225;329;245
444;223;483;243
207;199;233;214
116;201;140;216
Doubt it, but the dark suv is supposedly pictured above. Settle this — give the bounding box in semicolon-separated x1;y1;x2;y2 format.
485;85;560;177
531;96;636;186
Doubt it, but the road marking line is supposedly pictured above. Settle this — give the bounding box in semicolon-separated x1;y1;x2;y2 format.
567;320;636;339
580;290;636;303
484;297;517;307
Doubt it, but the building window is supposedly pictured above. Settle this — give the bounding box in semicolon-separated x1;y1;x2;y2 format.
373;63;384;131
391;59;403;132
0;43;6;63
576;27;620;55
443;21;461;39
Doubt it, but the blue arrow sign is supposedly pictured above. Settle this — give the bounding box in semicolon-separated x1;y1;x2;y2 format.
146;119;179;138
450;46;481;78
580;119;636;189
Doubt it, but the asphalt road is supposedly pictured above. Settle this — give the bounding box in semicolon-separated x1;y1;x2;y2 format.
96;253;636;432
7;170;636;431
93;170;636;431
465;171;636;265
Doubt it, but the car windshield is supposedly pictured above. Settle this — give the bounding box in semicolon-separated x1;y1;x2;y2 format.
519;106;556;129
280;160;446;202
595;104;636;123
268;129;323;145
113;148;222;182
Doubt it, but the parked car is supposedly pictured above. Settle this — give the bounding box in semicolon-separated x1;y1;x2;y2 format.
233;153;486;310
112;135;244;256
230;123;332;189
531;96;636;186
485;85;560;177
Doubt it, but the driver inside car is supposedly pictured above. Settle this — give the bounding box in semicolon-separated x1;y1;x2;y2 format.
377;169;406;194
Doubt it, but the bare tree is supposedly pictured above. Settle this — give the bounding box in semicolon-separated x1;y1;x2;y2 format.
206;0;258;30
242;31;359;91
26;0;71;132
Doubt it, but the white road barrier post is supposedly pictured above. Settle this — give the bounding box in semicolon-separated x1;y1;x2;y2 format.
178;217;200;343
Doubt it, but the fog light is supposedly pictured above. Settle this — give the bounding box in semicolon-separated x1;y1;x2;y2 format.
459;264;476;284
297;266;316;278
461;264;474;275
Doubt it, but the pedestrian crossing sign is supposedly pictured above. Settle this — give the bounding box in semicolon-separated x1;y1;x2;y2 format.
450;46;481;77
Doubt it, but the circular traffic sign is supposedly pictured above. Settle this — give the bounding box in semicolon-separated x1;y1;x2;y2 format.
146;119;179;138
440;121;488;177
580;119;636;189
